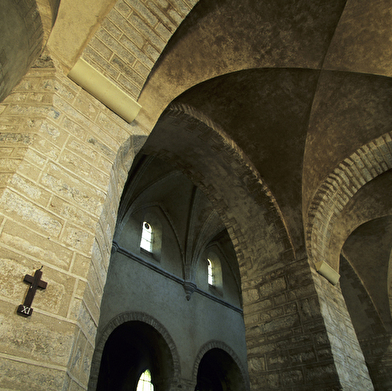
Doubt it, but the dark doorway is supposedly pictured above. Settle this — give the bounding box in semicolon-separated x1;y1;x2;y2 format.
97;321;174;391
195;348;245;391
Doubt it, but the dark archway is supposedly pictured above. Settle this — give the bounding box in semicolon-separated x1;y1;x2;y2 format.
97;321;175;391
195;348;245;391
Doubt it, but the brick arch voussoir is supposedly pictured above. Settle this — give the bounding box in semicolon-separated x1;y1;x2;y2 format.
82;0;201;101
148;103;295;269
192;340;250;391
306;132;392;272
88;311;181;391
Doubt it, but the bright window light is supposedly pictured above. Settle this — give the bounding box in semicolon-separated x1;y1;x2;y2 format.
141;222;153;252
136;369;154;391
207;259;214;285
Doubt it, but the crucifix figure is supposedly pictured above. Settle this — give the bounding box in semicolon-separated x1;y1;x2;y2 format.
17;267;47;317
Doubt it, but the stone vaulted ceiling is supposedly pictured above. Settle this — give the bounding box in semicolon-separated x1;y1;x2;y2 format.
134;0;392;324
6;0;391;361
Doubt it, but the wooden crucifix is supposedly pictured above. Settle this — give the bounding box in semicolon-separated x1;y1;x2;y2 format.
17;267;47;317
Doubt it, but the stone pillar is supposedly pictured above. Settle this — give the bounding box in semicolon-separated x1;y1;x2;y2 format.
312;267;374;390
359;334;392;390
0;58;146;390
242;256;374;390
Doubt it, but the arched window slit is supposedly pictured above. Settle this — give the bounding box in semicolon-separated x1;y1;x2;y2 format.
136;369;154;391
141;221;153;252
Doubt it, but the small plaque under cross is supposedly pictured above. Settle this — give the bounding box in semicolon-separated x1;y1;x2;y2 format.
17;267;47;317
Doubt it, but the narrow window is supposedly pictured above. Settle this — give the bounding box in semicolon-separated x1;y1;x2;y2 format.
207;259;214;285
137;369;154;391
140;222;153;252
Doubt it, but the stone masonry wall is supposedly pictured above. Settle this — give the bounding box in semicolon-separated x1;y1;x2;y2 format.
243;257;342;390
312;268;374;390
82;0;199;101
360;334;392;391
0;62;146;390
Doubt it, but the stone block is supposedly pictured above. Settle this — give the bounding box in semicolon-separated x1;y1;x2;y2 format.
247;342;276;356
62;116;88;141
48;195;99;234
69;379;86;391
62;224;94;255
243;288;259;304
0;173;11;188
77;301;98;344
133;60;150;78
82;284;100;325
126;0;158;27
0;219;73;270
54;97;120;152
304;362;339;385
23;144;51;169
68;329;88;380
72;254;92;280
89;37;114;62
260;313;300;334
119;34;154;69
98;155;113;174
40;162;106;217
0;356;66;391
65;137;97;165
266;351;290;370
69;297;83;321
248;356;265;373
86;135;116;161
102;18;124;41
114;0;132;18
0;158;22;173
9;173;51;206
145;44;160;61
110;10;144;49
129;14;164;51
288;346;316;365
16;159;42;182
82;340;94;386
59;149;109;191
0;300;75;367
0;189;63;237
168;8;183;25
259;277;287;298
38;120;67;147
32;133;61;161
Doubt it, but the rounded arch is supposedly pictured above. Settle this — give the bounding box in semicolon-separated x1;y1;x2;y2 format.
0;0;59;102
88;312;181;391
143;102;295;271
193;341;249;391
306;132;392;273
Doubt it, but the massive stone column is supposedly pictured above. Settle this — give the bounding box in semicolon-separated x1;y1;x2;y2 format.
0;56;146;390
243;257;374;390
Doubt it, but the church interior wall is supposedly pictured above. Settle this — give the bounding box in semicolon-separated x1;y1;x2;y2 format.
1;0;392;390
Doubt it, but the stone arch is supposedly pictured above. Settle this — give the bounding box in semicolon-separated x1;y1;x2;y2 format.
193;340;249;391
0;0;60;102
88;311;181;390
144;102;295;268
142;101;355;389
306;132;392;272
79;0;202;103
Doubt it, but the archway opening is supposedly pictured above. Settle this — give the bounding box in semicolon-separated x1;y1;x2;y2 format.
96;321;174;391
195;348;245;391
